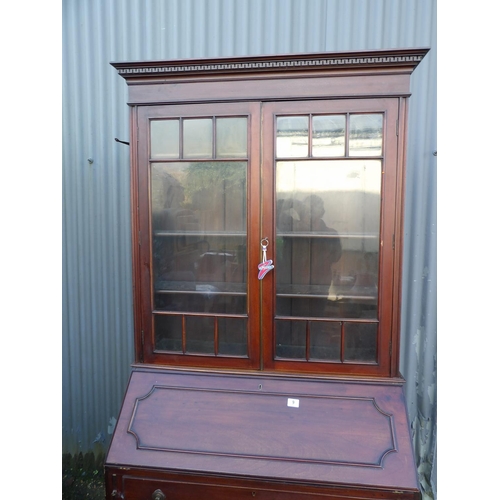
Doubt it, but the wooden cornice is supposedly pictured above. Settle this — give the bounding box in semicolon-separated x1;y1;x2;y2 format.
111;47;429;83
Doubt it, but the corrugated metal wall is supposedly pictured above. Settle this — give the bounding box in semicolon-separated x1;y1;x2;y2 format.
62;0;436;497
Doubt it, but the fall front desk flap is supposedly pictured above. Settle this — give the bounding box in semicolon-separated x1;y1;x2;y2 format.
106;368;419;492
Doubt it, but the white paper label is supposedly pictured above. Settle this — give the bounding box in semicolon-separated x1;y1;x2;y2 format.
287;398;300;408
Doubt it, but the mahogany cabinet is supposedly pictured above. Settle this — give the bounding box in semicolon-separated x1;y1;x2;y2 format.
106;48;428;500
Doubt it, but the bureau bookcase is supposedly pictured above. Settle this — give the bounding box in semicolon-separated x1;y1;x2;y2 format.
106;48;428;500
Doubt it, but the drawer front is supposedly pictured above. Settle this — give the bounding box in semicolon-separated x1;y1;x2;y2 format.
122;476;361;500
119;475;420;500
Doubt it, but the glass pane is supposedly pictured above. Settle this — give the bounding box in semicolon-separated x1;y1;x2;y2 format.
183;118;213;158
349;114;383;156
276;116;308;158
310;321;341;360
151;119;179;159
344;322;377;362
276;160;380;321
155;315;183;352
312;115;345;157
216;117;248;158
275;320;306;359
185;316;214;354
218;317;247;356
151;162;247;316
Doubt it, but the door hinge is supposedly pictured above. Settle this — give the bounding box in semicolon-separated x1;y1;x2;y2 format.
396;119;399;136
389;340;392;356
392;234;395;250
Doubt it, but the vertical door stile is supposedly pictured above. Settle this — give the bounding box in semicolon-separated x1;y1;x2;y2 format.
248;101;264;367
390;96;409;377
137;106;154;362
131;105;144;363
377;100;400;374
260;104;277;370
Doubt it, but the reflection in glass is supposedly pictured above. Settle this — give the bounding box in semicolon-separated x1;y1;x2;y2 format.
184;316;214;354
151;161;247;232
349;114;383;156
218;317;247;356
275;320;305;359
216;117;248;158
273;318;377;362
312;115;345;157
155;314;248;356
344;322;377;362
276;116;309;158
309;321;341;360
275;160;380;322
183;118;213;158
151;119;180;159
151;161;247;320
155;315;183;352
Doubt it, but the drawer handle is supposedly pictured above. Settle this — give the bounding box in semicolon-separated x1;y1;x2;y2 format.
152;489;166;500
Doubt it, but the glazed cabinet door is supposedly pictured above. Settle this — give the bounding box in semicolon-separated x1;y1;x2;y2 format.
261;98;401;377
133;97;402;376
135;102;262;369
